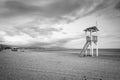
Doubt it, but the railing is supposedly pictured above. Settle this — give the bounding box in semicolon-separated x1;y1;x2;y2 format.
86;36;98;42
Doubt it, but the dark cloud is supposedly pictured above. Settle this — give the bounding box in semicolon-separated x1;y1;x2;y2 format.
45;0;83;16
5;1;34;12
3;0;82;17
1;0;41;18
115;1;120;10
0;0;117;22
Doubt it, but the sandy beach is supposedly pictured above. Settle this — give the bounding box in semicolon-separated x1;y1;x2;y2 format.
0;49;120;80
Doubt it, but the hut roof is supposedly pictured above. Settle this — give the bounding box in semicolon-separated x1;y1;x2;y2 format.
84;26;99;32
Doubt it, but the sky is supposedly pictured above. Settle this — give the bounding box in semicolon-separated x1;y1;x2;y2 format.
0;0;120;48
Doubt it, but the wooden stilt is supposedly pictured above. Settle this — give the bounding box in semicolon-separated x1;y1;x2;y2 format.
96;31;98;56
85;49;87;56
85;31;87;56
96;42;98;56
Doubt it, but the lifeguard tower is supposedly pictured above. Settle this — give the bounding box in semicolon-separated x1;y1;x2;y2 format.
80;26;99;57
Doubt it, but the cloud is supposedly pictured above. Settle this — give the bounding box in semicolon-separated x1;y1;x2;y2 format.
115;1;120;11
16;25;62;37
100;33;120;39
0;22;64;46
28;36;82;48
1;0;39;18
0;0;118;25
0;0;119;47
0;0;117;22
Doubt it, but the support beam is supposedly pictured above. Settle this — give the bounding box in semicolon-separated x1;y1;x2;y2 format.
96;42;98;56
85;49;88;56
85;31;87;56
91;42;93;57
90;31;93;57
96;31;98;56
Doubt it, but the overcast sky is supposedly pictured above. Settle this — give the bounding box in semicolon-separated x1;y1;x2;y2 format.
0;0;120;48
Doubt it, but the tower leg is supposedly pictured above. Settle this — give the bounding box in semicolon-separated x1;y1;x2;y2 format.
85;49;87;56
90;31;93;57
96;42;98;56
91;42;93;57
90;41;93;57
90;42;92;56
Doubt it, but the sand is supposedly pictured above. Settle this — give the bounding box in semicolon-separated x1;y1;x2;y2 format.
0;49;120;80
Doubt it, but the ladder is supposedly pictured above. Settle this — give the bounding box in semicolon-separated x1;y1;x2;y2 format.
80;41;90;56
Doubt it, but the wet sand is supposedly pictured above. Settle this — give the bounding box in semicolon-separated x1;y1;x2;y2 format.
0;49;120;80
